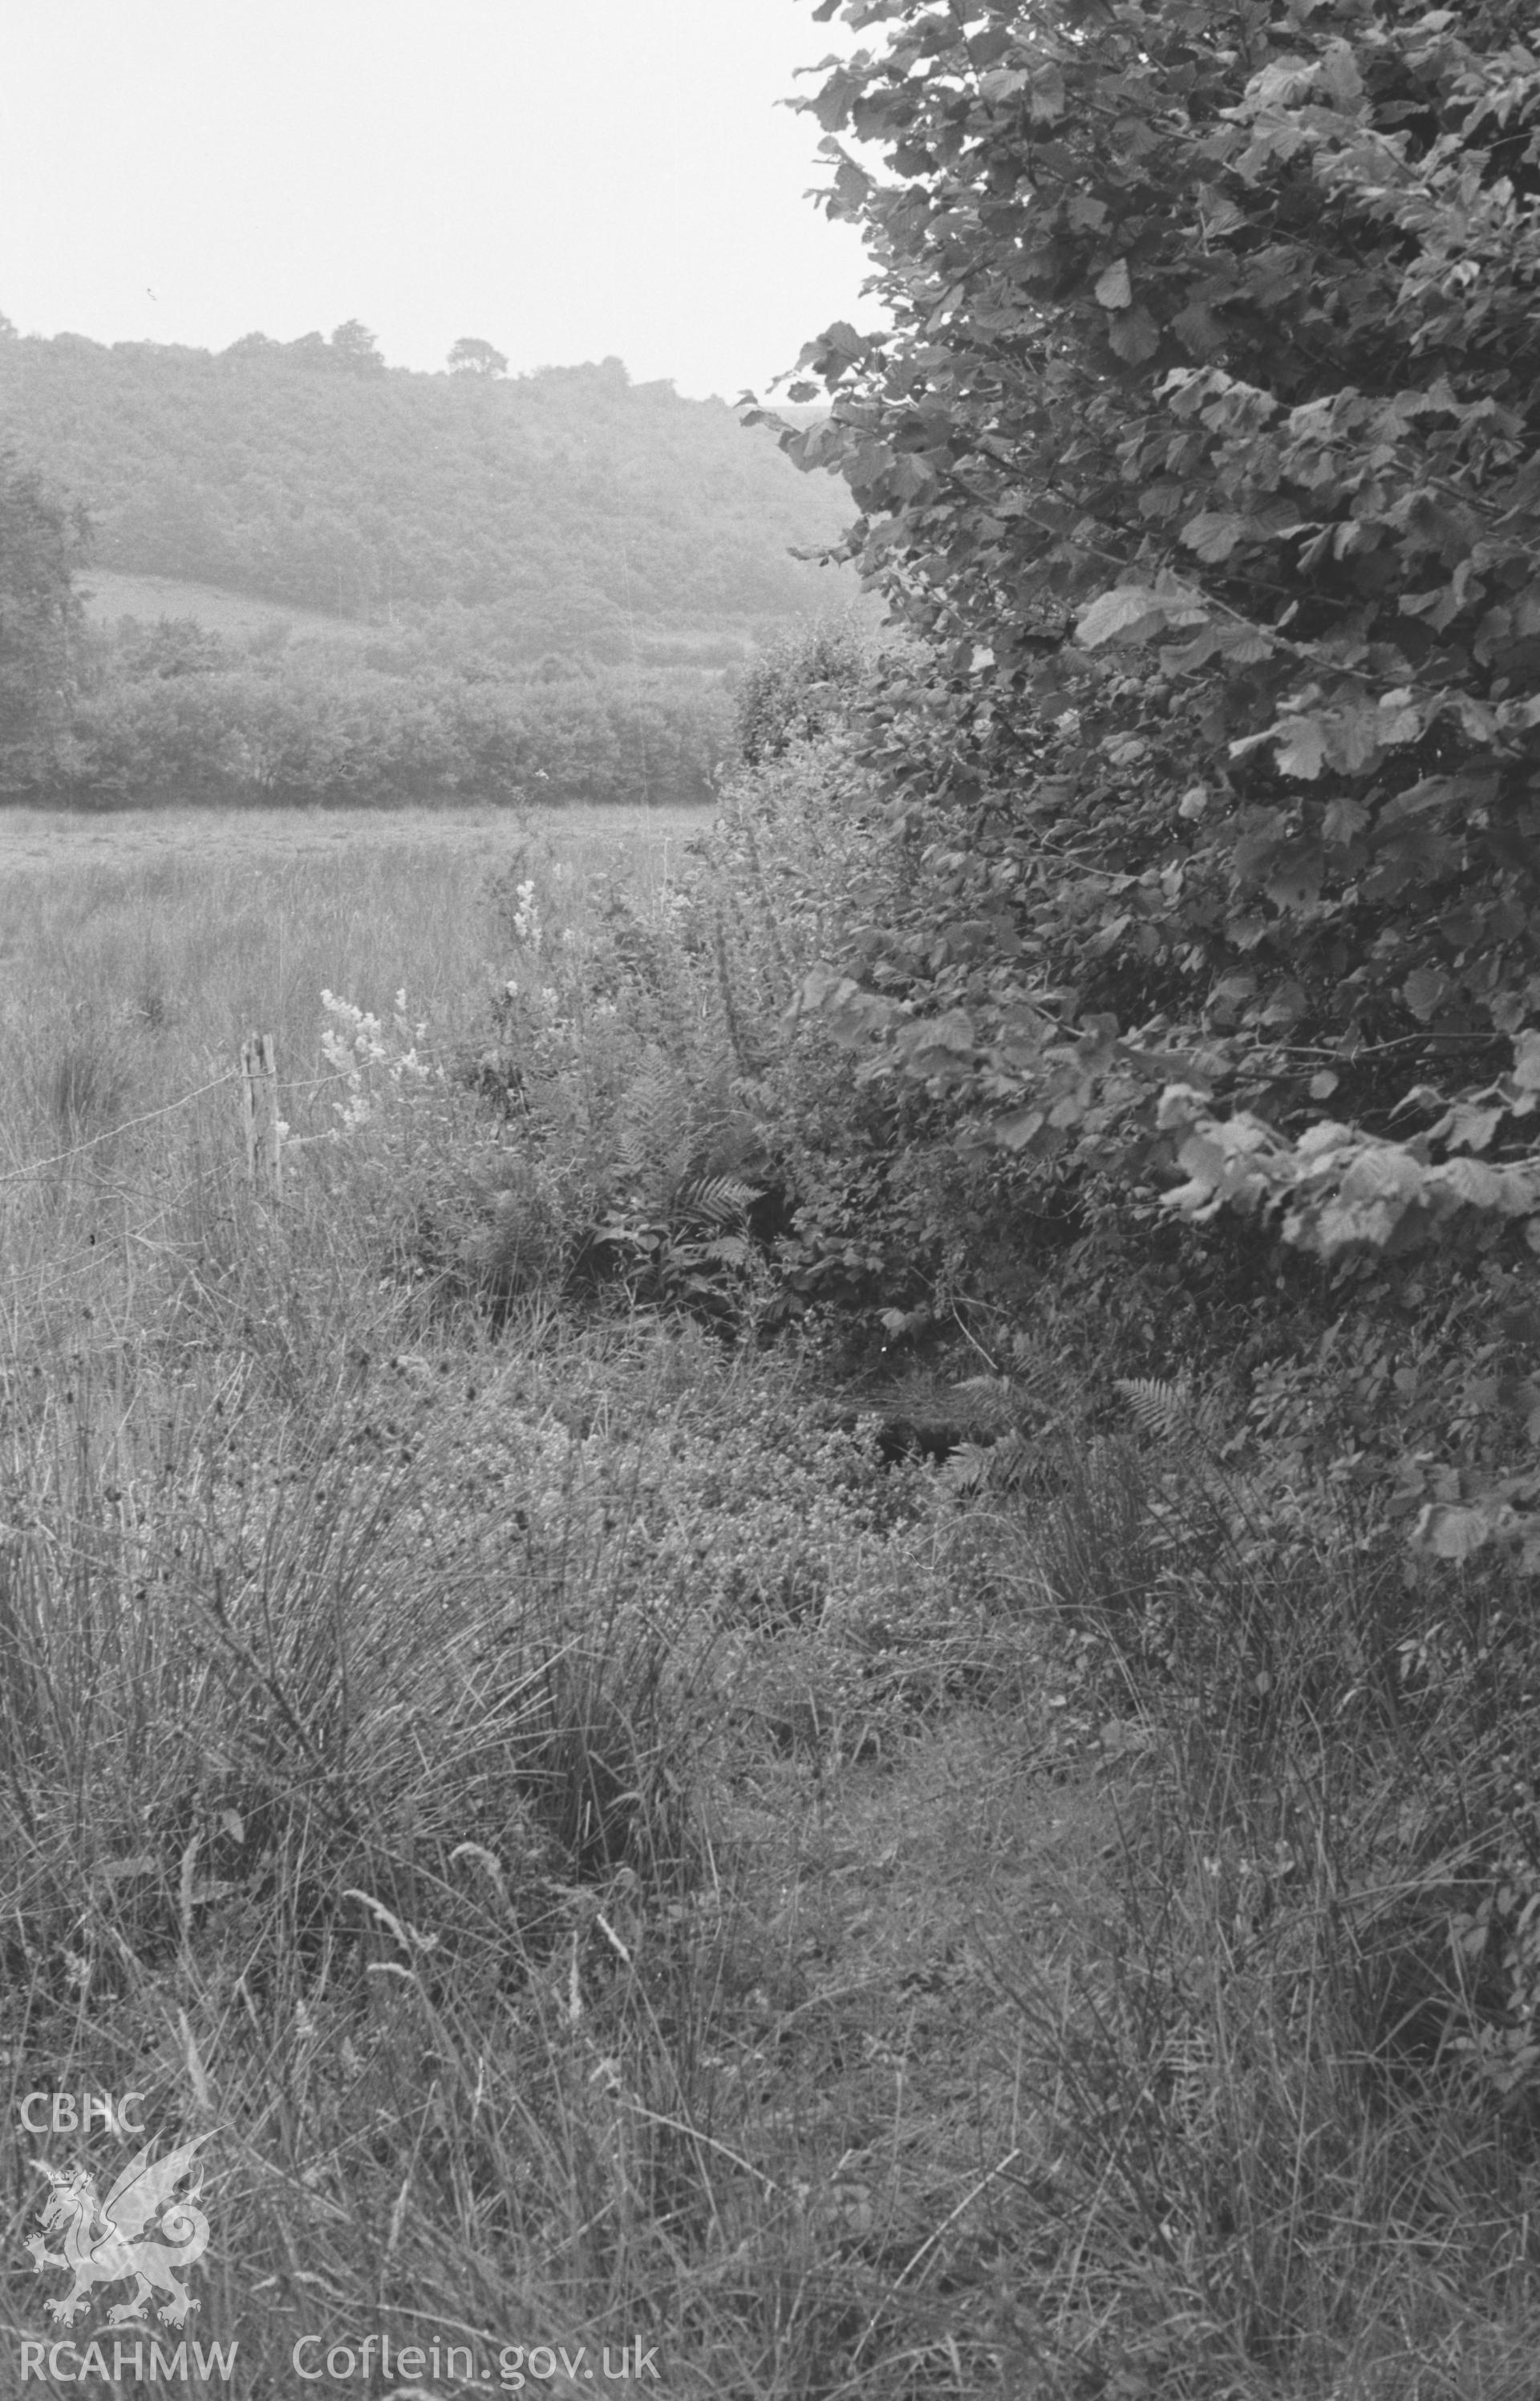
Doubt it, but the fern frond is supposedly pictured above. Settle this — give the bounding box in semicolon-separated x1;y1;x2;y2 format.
616;1056;695;1198
1117;1377;1191;1443
941;1440;994;1494
1115;1376;1228;1451
699;1235;751;1267
676;1174;757;1230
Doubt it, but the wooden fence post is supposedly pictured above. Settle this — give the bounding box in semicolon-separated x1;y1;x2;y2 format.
240;1032;282;1202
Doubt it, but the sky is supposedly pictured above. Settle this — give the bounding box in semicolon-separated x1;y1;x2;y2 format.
0;0;877;400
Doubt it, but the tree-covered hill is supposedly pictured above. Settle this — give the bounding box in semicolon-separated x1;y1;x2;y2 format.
0;326;855;664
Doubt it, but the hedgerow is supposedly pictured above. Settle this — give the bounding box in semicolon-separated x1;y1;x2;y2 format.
744;0;1540;1557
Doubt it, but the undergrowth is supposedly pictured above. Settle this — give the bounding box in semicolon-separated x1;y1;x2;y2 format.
6;749;1540;2393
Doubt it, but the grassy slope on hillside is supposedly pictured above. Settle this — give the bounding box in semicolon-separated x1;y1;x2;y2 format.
78;568;367;649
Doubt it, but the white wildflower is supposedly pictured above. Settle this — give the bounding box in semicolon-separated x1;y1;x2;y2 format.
512;878;543;951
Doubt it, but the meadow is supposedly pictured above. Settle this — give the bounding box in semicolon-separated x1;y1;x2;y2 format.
2;793;1538;2401
0;804;704;1342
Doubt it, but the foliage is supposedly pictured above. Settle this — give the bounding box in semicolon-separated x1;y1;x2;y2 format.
445;679;1104;1349
326;318;386;375
111;612;229;681
448;335;509;377
286;728;958;1340
220;321;387;376
731;610;873;765
455;856;775;1323
0;448;88;786
51;625;731;805
762;0;1540;1148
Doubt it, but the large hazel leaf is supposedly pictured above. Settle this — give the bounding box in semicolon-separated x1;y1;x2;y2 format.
1437;1101;1505;1153
1514;1030;1540;1091
994;1104;1047;1151
1161;628;1221;675
1028;64;1067;120
898;1008;976;1077
1273;716;1328;780
1109;308;1160;364
1263;844;1325;909
1401;966;1448;1023
1414;1503;1499;1563
1214;624;1275;664
1323;793;1370;844
1075;586;1165;647
1180;512;1250;562
1428;1157;1507;1210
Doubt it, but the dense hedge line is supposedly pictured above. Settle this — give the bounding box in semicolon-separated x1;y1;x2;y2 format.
34;622;731;807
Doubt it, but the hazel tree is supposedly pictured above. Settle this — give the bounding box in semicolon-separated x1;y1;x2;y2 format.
764;0;1540;1230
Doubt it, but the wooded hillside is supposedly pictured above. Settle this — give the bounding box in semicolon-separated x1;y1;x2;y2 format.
0;323;869;805
0;328;854;664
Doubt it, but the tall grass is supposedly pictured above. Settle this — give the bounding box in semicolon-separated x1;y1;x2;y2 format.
0;1295;1029;2394
0;805;705;1373
0;802;707;1135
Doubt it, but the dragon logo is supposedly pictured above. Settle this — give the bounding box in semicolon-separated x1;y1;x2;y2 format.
25;2133;213;2329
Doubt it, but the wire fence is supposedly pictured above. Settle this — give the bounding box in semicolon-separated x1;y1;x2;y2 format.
0;1072;239;1187
0;1026;486;1339
0;1044;363;1190
0;1036;310;1331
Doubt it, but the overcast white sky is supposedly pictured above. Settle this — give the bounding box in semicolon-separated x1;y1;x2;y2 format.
0;0;876;399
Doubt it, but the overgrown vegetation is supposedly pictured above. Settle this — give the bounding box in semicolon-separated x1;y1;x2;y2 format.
0;805;1059;2398
12;0;1540;2388
3;691;1539;2391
